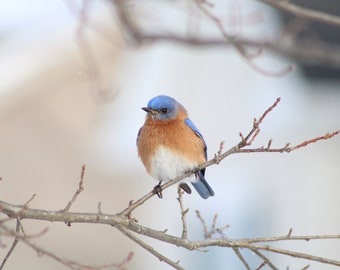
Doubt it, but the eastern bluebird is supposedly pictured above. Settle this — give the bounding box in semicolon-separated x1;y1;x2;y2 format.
137;95;215;199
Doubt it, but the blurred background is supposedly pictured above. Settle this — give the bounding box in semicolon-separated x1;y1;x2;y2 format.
0;0;339;269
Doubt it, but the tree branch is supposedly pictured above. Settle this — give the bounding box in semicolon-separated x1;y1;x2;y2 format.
233;248;252;270
2;200;340;267
0;200;128;226
257;0;340;27
177;188;189;239
116;225;184;270
62;165;86;213
110;0;340;69
0;220;20;270
251;249;278;270
0;220;133;270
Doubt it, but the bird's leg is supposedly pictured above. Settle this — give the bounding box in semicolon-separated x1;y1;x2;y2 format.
153;181;163;199
184;167;199;178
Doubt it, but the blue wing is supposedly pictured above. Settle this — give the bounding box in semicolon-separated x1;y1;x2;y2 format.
185;118;215;199
184;118;207;160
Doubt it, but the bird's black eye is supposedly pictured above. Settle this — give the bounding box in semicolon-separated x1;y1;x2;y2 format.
161;108;169;113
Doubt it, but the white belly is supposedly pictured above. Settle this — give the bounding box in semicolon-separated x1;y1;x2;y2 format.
149;146;197;182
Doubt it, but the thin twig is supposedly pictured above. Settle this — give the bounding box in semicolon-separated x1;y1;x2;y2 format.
288;131;340;152
65;0;122;102
211;214;218;232
0;222;130;270
248;242;340;267
251;248;279;270
194;0;293;77
239;97;281;148
255;260;268;270
195;210;211;239
258;98;281;125
236;130;340;154
116;225;184;270
257;0;340;27
115;0;139;39
242;234;340;243
233;247;251;270
62;165;86;212
301;264;310;270
217;141;225;156
124;222;340;267
177;187;189;239
0;223;77;270
119;190;155;217
0;219;20;270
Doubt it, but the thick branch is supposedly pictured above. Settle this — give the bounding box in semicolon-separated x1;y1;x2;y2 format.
2;200;340;267
0;200;127;226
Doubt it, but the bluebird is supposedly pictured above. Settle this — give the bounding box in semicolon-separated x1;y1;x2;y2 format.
137;95;215;199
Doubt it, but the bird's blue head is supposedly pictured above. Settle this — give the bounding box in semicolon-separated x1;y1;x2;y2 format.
142;95;182;120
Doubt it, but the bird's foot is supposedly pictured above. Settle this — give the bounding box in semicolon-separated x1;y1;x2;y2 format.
153;181;163;199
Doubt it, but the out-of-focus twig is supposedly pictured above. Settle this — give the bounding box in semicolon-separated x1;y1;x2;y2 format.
0;220;20;270
257;0;340;27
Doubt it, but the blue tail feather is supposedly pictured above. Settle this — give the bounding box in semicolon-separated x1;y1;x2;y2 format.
191;171;215;199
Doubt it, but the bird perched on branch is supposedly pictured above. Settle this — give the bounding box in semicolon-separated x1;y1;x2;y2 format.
137;95;215;199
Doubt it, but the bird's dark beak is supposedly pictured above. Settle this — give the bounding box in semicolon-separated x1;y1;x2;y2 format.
142;107;157;115
142;107;151;113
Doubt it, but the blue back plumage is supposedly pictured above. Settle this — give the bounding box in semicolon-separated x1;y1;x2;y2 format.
184;118;207;160
184;118;214;199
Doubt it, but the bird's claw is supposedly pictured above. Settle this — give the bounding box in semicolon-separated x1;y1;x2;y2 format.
153;182;163;199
